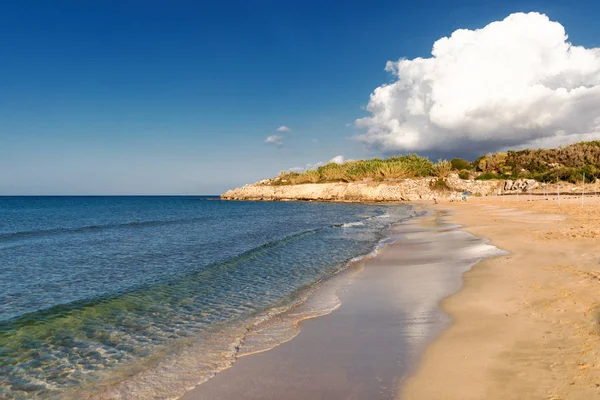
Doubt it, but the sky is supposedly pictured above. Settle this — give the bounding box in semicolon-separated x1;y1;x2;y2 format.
1;0;600;194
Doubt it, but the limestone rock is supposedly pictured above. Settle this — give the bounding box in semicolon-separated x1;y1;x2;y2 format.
501;179;538;192
221;176;503;202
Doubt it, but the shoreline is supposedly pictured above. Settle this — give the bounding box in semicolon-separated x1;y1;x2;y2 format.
402;196;600;399
221;178;501;202
180;208;504;399
81;195;599;399
77;204;416;400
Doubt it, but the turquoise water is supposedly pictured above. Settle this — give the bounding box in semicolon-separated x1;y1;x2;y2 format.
0;196;414;399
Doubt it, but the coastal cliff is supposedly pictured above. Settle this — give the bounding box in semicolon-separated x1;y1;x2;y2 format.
221;140;600;202
221;175;508;202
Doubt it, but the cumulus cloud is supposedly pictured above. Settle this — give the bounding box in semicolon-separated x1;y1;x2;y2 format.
286;161;325;173
287;155;346;173
329;155;345;164
276;126;291;132
265;135;284;147
355;12;600;155
287;167;306;173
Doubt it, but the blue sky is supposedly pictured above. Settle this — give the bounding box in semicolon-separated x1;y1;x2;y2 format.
1;0;599;194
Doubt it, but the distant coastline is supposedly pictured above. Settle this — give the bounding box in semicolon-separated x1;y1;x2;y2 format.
223;141;600;203
221;177;500;202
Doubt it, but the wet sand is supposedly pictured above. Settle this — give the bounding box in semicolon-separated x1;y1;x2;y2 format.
181;212;503;400
402;196;600;399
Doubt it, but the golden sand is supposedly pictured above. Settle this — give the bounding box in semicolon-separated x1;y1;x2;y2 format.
401;196;600;399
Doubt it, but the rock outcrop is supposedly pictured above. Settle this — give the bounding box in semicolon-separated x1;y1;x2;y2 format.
222;174;504;202
503;179;539;192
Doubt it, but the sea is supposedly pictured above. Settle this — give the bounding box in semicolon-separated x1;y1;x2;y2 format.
0;196;417;399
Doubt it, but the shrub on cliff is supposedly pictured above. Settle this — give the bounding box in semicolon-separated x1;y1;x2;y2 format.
504;142;600;177
474;153;508;173
450;158;471;171
293;169;320;184
458;170;470;180
273;154;434;184
432;159;452;178
429;177;450;191
395;154;434;177
318;162;348;181
475;172;510;181
271;141;600;185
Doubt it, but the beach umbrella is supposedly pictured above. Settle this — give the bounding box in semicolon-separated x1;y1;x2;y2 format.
462;191;472;195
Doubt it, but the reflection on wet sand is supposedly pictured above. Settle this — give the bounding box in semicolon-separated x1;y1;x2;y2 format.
181;211;505;400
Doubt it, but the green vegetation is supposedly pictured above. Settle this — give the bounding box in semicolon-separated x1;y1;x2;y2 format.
450;158;471;171
274;155;437;184
475;141;600;183
458;170;471;180
473;152;509;175
429;177;450;191
271;141;600;185
475;172;510;181
432;159;452;178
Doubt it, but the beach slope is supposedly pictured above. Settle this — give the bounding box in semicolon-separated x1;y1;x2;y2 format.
402;197;600;400
181;211;502;399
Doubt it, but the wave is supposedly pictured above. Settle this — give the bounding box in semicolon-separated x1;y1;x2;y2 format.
341;221;365;228
374;212;391;219
0;223;338;399
0;227;325;330
0;203;418;400
0;217;209;242
85;209;416;399
84;287;342;400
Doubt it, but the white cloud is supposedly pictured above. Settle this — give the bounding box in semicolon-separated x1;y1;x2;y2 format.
308;161;326;169
265;135;284;147
287;155;347;173
287;167;305;173
286;161;325;173
329;155;345;164
355;12;600;155
276;126;291;132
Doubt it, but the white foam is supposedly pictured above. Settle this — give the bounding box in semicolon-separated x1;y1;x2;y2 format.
374;213;391;219
341;221;364;228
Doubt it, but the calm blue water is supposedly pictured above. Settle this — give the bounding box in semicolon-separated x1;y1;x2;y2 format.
0;196;413;399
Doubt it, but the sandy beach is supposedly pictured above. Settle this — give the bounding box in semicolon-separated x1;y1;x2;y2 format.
403;195;600;399
181;209;502;400
178;195;600;400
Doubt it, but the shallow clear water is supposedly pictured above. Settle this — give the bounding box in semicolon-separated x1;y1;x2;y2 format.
0;196;414;399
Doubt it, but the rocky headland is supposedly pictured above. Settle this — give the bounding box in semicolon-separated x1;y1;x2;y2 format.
221;175;543;202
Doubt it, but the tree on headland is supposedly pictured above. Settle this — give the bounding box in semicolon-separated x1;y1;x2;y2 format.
450;158;471;171
272;142;600;185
